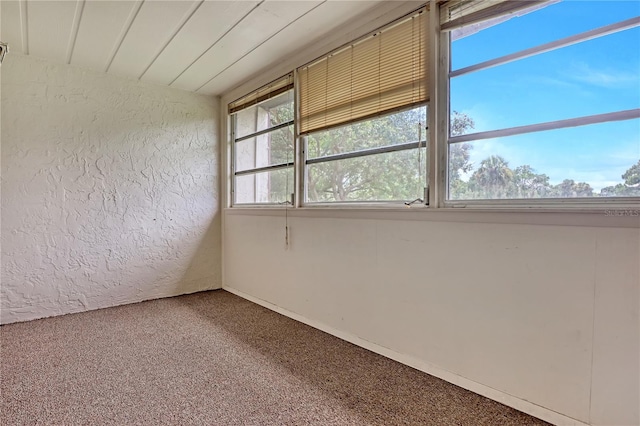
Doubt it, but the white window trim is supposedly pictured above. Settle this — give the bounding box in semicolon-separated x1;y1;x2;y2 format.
224;205;640;229
300;104;429;207
439;2;640;208
224;0;640;211
230;91;295;207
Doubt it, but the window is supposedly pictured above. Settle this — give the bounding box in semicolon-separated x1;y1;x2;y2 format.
305;106;427;203
227;1;639;209
443;0;640;201
230;75;294;205
299;8;428;204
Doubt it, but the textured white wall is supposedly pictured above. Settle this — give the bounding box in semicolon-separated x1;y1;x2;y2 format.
224;212;639;426
1;54;221;324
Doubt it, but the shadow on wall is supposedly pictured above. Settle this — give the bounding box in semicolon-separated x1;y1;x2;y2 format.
175;213;222;295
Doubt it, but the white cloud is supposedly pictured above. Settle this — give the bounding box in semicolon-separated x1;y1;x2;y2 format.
567;62;639;89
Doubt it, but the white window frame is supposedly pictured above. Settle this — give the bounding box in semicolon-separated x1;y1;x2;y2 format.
295;6;430;207
226;1;640;211
230;87;295;207
300;104;429;207
439;3;640;208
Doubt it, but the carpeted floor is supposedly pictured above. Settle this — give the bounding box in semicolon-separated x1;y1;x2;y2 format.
1;290;549;425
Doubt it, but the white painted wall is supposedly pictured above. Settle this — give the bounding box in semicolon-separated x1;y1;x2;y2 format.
217;3;639;424
223;210;639;426
1;54;221;324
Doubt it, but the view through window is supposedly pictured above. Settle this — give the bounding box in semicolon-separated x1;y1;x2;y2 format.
229;1;639;207
232;89;294;204
447;0;640;200
299;8;428;204
305;106;428;203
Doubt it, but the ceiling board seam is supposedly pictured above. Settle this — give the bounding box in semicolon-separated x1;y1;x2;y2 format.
195;0;328;93
168;0;266;87
20;0;29;54
66;0;86;64
138;0;205;80
105;0;145;73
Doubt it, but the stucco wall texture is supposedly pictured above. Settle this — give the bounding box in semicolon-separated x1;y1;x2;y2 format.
1;54;221;324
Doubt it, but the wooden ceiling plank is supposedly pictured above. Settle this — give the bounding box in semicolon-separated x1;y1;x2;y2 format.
198;0;403;96
71;0;139;72
28;1;78;63
105;0;144;72
137;0;205;80
65;0;85;64
108;0;198;78
194;0;328;93
170;0;323;92
20;0;28;54
142;0;261;86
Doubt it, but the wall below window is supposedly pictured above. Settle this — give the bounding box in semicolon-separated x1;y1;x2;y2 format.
1;54;221;324
223;210;639;426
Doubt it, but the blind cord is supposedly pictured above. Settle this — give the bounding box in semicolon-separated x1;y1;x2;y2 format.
418;121;423;200
412;14;425;205
278;166;292;248
280;115;292;249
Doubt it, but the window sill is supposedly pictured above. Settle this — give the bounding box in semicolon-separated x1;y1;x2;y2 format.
225;204;640;228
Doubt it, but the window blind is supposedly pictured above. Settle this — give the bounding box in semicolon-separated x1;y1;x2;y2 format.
228;73;294;115
298;8;427;135
440;0;548;31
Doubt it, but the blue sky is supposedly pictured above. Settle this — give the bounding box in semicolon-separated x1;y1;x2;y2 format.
450;0;640;190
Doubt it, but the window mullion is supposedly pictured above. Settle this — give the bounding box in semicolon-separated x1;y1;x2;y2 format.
230;114;236;206
234;120;294;143
449;109;640;145
432;4;449;208
294;68;303;208
306;141;424;165
235;162;295;177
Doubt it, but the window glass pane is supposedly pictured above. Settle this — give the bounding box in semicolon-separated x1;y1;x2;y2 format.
451;0;640;71
307;106;427;160
235;126;294;173
448;119;640;200
234;90;294;139
306;148;427;203
234;167;294;204
450;26;640;134
232;87;294;206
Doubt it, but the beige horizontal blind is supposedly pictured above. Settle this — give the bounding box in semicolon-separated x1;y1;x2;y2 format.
229;73;294;114
440;0;547;31
298;8;427;134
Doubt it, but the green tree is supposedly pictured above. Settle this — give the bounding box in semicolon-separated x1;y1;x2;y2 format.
306;107;427;202
599;183;637;197
511;165;552;198
447;111;475;199
599;160;640;197
468;155;514;199
622;160;640;186
552;179;593;198
264;103;639;202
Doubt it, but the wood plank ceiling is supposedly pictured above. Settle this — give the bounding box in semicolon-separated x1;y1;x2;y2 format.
0;0;393;96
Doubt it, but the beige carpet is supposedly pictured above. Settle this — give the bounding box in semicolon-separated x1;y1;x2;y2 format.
1;290;549;425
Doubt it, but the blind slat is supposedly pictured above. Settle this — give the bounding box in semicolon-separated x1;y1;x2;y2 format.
298;8;428;134
229;73;294;114
440;0;548;32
